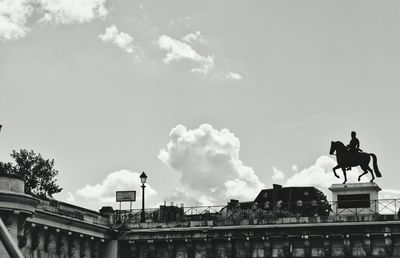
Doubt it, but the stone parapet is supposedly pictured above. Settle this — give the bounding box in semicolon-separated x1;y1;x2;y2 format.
119;219;400;257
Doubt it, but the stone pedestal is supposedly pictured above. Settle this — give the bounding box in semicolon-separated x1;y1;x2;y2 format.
329;183;381;215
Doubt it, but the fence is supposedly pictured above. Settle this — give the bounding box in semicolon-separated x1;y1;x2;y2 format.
114;199;400;227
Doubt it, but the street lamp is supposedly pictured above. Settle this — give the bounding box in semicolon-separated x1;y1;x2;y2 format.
140;172;147;223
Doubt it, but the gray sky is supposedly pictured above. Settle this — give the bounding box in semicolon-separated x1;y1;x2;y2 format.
1;0;400;210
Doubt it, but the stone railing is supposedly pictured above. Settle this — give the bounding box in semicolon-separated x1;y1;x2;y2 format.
36;198;109;226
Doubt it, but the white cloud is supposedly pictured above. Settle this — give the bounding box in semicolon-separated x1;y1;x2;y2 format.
165;187;202;206
157;35;214;74
379;189;400;199
168;16;191;28
0;0;33;40
76;169;158;208
98;25;140;57
292;165;298;172
0;0;108;41
182;31;206;45
272;166;285;181
159;124;265;205
38;0;108;24
225;72;243;80
66;192;76;203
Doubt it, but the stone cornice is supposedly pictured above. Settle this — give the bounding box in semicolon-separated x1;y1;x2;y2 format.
27;209;116;239
0;190;39;215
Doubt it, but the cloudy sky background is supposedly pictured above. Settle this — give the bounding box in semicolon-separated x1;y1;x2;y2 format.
1;0;400;210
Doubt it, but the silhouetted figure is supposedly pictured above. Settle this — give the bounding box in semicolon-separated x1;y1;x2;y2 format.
346;131;361;170
329;141;382;184
347;131;360;153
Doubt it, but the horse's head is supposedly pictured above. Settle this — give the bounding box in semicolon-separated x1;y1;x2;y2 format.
329;141;335;155
330;141;346;155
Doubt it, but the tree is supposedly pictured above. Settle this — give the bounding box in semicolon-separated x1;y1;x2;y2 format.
0;149;62;198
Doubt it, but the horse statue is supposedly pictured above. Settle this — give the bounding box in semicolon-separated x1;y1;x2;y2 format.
329;141;381;184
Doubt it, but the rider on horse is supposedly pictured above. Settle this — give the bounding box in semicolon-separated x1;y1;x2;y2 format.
346;131;360;170
330;133;381;184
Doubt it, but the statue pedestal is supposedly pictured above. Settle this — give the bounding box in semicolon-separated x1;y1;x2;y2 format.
329;183;381;215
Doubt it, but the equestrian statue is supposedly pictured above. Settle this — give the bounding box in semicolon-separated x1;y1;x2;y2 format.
329;131;381;184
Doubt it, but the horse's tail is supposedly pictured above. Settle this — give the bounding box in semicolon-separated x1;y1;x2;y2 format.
370;153;382;177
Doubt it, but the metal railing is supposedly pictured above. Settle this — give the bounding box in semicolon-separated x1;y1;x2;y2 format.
115;208;159;224
114;199;400;228
332;198;400;216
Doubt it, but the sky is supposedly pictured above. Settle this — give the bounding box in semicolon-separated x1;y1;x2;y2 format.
1;0;400;211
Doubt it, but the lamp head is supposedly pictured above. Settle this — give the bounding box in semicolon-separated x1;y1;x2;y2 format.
140;171;148;184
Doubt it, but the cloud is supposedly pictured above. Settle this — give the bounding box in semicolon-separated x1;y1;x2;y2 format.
0;0;33;40
225;72;243;80
182;31;206;45
76;169;158;208
379;189;400;199
164;187;201;207
0;0;108;41
38;0;108;24
272;166;285;181
168;16;191;28
157;35;214;74
99;25;140;57
66;192;76;203
159;124;265;205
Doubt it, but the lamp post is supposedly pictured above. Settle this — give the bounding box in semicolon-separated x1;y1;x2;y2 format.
140;172;147;223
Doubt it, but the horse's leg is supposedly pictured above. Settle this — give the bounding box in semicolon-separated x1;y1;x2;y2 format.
332;165;340;178
366;165;375;183
358;167;368;182
342;168;347;184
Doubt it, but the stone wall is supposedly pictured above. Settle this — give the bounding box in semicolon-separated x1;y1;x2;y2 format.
118;220;400;258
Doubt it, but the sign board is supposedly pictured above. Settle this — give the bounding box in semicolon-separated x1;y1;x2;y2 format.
116;191;136;202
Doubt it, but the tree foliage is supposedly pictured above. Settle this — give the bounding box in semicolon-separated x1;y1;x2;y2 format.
0;149;62;198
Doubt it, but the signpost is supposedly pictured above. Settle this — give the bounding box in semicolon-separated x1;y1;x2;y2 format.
116;191;136;202
116;191;136;216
